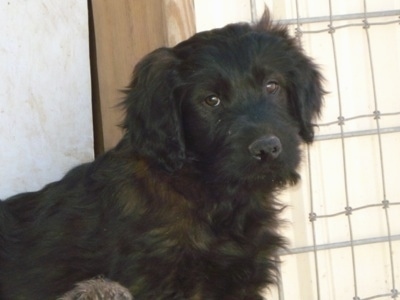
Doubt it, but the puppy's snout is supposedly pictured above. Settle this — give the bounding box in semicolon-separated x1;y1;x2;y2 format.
248;136;282;160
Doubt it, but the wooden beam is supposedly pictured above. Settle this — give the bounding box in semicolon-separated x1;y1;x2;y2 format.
162;0;196;46
90;0;195;153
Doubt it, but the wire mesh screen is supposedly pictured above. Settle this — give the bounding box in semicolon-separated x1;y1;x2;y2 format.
251;1;400;299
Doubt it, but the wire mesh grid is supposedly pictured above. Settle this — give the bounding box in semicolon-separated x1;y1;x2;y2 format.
252;0;400;299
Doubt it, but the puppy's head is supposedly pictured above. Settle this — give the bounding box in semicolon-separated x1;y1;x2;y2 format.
122;11;323;180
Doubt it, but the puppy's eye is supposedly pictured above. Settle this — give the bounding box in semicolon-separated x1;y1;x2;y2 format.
204;95;221;107
265;81;279;94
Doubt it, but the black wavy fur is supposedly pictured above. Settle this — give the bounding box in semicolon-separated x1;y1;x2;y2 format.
0;10;323;300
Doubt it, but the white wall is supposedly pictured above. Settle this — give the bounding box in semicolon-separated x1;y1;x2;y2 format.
0;1;93;199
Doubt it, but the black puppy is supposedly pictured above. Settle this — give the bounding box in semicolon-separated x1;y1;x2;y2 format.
0;11;323;299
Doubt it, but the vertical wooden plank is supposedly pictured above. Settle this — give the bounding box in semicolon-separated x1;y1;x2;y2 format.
162;0;196;46
90;0;195;153
90;0;166;152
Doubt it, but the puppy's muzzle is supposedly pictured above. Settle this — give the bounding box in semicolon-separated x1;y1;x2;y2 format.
248;135;282;160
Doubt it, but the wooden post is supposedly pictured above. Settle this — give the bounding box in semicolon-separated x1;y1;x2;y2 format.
89;0;195;154
163;0;196;47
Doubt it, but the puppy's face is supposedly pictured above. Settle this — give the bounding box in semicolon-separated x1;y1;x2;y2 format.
176;29;304;183
123;14;323;184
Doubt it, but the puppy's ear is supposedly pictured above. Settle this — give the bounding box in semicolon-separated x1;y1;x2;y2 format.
122;48;185;172
290;63;324;143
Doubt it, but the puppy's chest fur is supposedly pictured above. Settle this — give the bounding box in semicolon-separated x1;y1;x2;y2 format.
113;159;278;298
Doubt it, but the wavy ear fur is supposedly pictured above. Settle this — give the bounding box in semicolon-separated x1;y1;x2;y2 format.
121;48;185;172
290;64;324;143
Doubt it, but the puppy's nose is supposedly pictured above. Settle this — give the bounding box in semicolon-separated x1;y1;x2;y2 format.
248;136;282;160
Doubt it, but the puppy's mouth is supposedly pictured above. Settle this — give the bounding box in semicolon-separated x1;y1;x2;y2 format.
245;162;300;187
